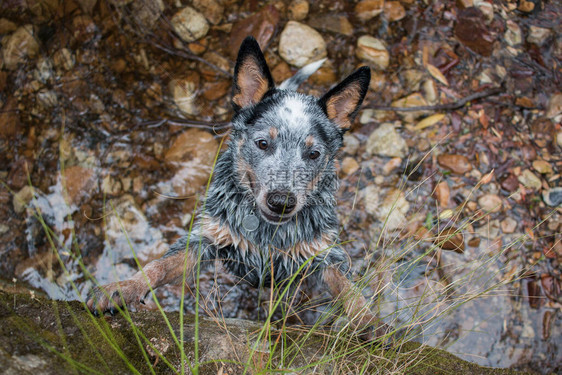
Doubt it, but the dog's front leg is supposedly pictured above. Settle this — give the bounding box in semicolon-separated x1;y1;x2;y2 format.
322;266;390;341
86;236;208;315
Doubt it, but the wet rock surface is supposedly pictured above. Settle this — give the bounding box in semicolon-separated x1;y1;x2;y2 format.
0;0;561;373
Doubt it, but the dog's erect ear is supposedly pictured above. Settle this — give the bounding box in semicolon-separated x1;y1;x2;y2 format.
318;67;371;130
232;36;275;111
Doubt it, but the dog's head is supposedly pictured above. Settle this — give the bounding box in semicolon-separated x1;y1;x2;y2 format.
229;37;370;225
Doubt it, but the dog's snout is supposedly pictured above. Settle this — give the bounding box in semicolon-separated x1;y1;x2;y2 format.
266;190;297;215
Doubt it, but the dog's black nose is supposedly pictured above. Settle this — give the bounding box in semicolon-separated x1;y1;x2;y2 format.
266;190;297;215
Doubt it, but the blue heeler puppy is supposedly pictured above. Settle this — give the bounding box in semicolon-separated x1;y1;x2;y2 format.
87;36;386;340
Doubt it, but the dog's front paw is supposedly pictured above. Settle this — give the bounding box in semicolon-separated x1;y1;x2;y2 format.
86;279;148;316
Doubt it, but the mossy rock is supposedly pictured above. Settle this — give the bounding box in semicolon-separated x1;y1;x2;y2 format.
0;285;532;374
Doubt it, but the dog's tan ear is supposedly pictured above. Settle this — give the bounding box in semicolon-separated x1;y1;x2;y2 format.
319;67;371;130
232;36;275;112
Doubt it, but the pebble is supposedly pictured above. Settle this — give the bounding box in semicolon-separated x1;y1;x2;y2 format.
518;0;538;12
131;0;164;29
37;89;58;108
383;1;406;22
279;21;327;67
391;93;428;122
435;181;450;207
0;18;17;34
527;26;551;46
362;185;380;216
501;217;517;234
341;157;360;176
475;1;494;24
518;169;542;191
169;73;200;116
171;6;209;43
165;129;219;197
366;123;408;158
377;189;410;231
504;20;522;46
165;129;218;164
478;193;502;213
545;93;562;119
355;0;384;22
343;133;360;155
61;165;96;205
308;14;353;36
13;186;35;214
557;131;562;148
192;0;224;25
382;157;402;175
101;175;122;195
543;187;562;207
52;48;75;71
437;154;472;174
72;15;97;44
356;35;389;70
532;160;553;174
435;227;465;253
454;7;495;57
288;0;309;21
2;25;40;70
475;219;500;239
0;98;19;139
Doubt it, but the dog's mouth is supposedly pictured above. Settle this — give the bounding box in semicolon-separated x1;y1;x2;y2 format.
258;209;292;225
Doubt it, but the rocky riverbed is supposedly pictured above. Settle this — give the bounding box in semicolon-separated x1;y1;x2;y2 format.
0;0;560;373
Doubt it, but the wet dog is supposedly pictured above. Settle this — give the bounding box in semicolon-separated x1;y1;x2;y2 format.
87;36;385;340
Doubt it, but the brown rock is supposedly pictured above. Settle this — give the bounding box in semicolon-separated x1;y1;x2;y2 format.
308;14;353;36
2;25;40;70
271;62;292;83
355;0;384;22
61;165;96;205
437;154;472;174
468;237;480;247
435;227;465;253
72;15;97;44
0;98;19;139
454;7;495;57
356;35;389;70
501;174;519;192
165;129;218;164
341;157;359;176
229;5;279;58
478;193;502;213
545;92;562;119
0;18;17;34
383;1;406;22
435;181;450;207
165;129;219;197
192;0;224;25
518;0;539;12
532;160;553;174
202;80;229;101
288;0;309;21
501;217;517;234
382;157;402;175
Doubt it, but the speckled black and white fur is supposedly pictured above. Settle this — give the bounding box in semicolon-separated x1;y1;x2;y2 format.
87;37;385;340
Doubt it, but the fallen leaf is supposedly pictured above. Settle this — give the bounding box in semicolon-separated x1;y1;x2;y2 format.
427;64;449;86
415;113;446;130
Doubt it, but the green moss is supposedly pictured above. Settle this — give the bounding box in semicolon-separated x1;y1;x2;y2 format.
0;290;534;374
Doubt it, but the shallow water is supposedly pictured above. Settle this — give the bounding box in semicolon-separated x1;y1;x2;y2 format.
1;0;560;373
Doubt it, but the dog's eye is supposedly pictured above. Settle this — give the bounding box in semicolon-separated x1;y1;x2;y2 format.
309;150;320;160
256;139;268;150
